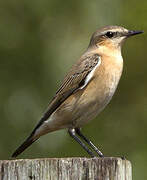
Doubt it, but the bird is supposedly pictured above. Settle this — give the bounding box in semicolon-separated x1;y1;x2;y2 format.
12;25;143;158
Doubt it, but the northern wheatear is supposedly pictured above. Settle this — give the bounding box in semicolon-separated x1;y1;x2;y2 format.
12;26;143;158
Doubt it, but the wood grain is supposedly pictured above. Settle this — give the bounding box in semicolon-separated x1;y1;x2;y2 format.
0;157;132;180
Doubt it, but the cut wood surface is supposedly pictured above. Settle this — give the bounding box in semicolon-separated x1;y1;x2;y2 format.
0;157;132;180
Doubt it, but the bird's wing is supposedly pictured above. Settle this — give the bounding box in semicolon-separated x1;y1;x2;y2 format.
33;53;100;131
11;53;101;158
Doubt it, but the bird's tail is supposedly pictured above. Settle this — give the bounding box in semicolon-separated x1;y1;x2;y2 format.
11;135;38;158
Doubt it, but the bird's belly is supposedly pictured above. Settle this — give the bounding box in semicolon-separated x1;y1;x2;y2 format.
73;66;122;127
47;59;123;130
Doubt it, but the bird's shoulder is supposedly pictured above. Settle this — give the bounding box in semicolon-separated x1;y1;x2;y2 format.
56;53;100;94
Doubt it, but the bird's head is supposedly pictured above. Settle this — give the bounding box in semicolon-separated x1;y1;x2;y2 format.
88;26;143;51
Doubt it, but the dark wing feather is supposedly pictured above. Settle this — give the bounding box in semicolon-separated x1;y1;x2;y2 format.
11;54;100;157
33;54;100;132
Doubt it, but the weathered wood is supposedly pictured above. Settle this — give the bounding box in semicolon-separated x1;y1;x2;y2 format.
0;157;132;180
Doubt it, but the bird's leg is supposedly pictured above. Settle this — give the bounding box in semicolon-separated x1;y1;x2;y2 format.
68;128;95;157
75;128;104;157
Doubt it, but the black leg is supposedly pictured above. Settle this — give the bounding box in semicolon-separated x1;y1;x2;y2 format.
75;128;104;157
68;128;95;157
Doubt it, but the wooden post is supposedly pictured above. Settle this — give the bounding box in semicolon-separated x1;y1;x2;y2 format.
0;157;132;180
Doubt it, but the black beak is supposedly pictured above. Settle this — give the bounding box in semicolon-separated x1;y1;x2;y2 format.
126;30;144;37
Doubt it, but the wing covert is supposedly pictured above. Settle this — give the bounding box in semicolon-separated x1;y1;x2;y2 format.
33;54;100;131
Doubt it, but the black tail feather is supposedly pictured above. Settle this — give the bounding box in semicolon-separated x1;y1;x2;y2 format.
11;136;37;158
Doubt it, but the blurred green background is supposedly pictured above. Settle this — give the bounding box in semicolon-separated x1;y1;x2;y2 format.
0;0;147;179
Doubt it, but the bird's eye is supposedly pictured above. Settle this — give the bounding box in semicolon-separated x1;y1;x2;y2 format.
105;31;115;38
